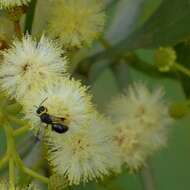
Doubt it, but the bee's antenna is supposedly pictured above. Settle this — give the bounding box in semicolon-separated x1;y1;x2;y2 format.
39;97;48;107
33;105;38;109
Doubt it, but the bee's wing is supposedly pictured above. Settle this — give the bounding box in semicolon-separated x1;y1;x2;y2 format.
35;123;48;142
50;115;66;124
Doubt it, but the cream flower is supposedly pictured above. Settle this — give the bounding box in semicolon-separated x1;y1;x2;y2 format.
0;0;30;8
46;112;121;185
22;78;94;133
0;35;67;99
107;83;172;170
48;0;106;48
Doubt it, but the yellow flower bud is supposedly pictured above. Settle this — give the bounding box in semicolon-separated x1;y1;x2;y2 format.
154;47;176;72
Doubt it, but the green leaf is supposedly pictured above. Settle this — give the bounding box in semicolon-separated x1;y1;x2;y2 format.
87;0;147;58
135;0;163;28
90;63;120;111
152;117;190;190
175;42;190;97
116;0;190;52
31;0;51;35
24;0;38;34
105;0;144;44
85;0;190;64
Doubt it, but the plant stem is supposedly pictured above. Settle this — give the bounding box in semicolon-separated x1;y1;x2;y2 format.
23;166;49;184
14;125;30;136
24;0;38;34
139;165;156;190
174;63;190;77
3;122;49;185
0;153;9;169
9;158;15;190
4;123;16;190
14;152;49;184
98;37;190;79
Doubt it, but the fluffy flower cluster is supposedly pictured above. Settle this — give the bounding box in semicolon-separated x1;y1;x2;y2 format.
107;83;172;170
22;78;121;185
48;0;106;48
0;35;67;99
0;33;122;185
0;1;144;187
46;113;121;185
22;78;94;132
0;0;30;8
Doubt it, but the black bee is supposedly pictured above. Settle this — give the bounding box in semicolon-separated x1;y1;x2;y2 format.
36;98;69;134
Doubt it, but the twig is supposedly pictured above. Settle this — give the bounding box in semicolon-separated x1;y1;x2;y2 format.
0;153;9;169
139;164;156;190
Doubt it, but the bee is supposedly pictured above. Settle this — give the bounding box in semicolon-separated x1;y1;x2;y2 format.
36;98;69;134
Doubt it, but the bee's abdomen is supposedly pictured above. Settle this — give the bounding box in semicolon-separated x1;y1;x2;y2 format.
40;113;52;124
52;123;68;133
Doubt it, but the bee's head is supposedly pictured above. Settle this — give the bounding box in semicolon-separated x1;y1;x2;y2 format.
36;106;47;115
